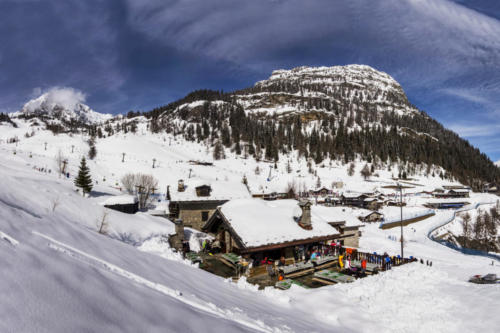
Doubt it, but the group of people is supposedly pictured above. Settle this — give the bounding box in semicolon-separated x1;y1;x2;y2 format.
201;238;221;254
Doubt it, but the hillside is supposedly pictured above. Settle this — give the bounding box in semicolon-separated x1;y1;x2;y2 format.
144;65;500;189
1;127;499;332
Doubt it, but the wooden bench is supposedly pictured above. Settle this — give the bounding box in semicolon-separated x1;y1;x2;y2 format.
312;270;355;285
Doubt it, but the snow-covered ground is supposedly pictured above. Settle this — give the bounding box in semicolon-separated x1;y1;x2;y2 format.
1;120;500;332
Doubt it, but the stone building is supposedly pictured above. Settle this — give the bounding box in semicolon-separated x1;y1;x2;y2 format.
168;179;251;230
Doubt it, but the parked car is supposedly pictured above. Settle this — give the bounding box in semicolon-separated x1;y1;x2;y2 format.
468;274;499;284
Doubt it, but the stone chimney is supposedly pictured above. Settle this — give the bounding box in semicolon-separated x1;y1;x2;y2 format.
178;179;185;192
298;200;312;230
170;218;185;251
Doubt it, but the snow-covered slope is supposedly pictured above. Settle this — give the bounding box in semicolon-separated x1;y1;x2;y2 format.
1;138;500;332
496;160;500;167
14;87;111;124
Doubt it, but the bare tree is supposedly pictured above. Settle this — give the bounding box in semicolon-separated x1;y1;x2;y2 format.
55;149;67;176
461;212;472;248
97;210;109;234
136;174;158;209
121;173;137;194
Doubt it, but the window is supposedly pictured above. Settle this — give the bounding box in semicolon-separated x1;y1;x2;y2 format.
201;211;209;221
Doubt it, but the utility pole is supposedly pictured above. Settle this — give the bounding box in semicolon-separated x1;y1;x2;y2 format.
267;165;272;181
62;159;68;174
398;182;404;258
44;142;47;151
152;158;156;168
188;168;192;179
122;152;125;163
71;145;74;153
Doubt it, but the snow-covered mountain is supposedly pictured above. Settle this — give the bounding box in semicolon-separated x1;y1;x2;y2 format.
1;119;500;332
237;64;417;117
15;87;111;124
496;160;500;167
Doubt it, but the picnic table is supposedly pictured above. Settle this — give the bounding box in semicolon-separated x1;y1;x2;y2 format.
313;270;355;285
219;253;241;269
279;261;314;278
311;255;338;269
275;279;309;290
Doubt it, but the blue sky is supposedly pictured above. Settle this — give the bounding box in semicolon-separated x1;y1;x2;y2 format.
1;0;499;161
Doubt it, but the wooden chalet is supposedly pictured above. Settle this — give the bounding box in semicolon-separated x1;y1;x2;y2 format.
432;189;469;199
202;199;363;263
359;211;384;222
310;187;331;197
341;193;368;207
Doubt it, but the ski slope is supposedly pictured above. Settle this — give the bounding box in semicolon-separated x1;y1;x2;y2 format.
1;121;500;332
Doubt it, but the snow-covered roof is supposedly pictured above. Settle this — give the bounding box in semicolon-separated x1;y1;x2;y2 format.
311;206;364;228
341;192;366;198
170;179;251;202
103;195;138;206
148;202;170;216
217;199;341;248
449;189;469;193
425;198;470;204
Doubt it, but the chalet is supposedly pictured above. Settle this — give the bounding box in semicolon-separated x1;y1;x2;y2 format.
202;199;363;262
103;195;139;214
169;179;251;230
482;183;498;193
364;197;382;210
310;187;331;197
341;193;368;207
424;198;470;209
358;211;384;222
432;189;469;199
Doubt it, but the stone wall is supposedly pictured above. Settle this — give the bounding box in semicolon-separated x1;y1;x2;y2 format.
179;208;216;230
341;232;360;248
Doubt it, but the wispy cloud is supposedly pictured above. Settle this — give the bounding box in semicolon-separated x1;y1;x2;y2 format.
448;123;500;138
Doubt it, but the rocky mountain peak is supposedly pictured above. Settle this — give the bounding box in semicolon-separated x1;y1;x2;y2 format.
17;87;111;124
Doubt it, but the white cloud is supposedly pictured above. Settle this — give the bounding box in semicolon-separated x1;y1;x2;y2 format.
24;87;87;113
448;123;500;138
124;0;500;80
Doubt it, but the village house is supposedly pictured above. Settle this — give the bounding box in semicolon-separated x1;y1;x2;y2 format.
482;183;498;194
340;192;382;210
310;186;331;197
358;210;384;222
432;189;470;199
202;199;363;263
103;195;139;214
168;179;251;230
341;193;368;207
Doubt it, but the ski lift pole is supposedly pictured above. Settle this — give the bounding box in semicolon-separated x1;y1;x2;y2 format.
398;182;404;258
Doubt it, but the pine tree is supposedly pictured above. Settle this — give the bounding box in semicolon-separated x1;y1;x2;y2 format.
361;164;371;180
74;157;93;196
